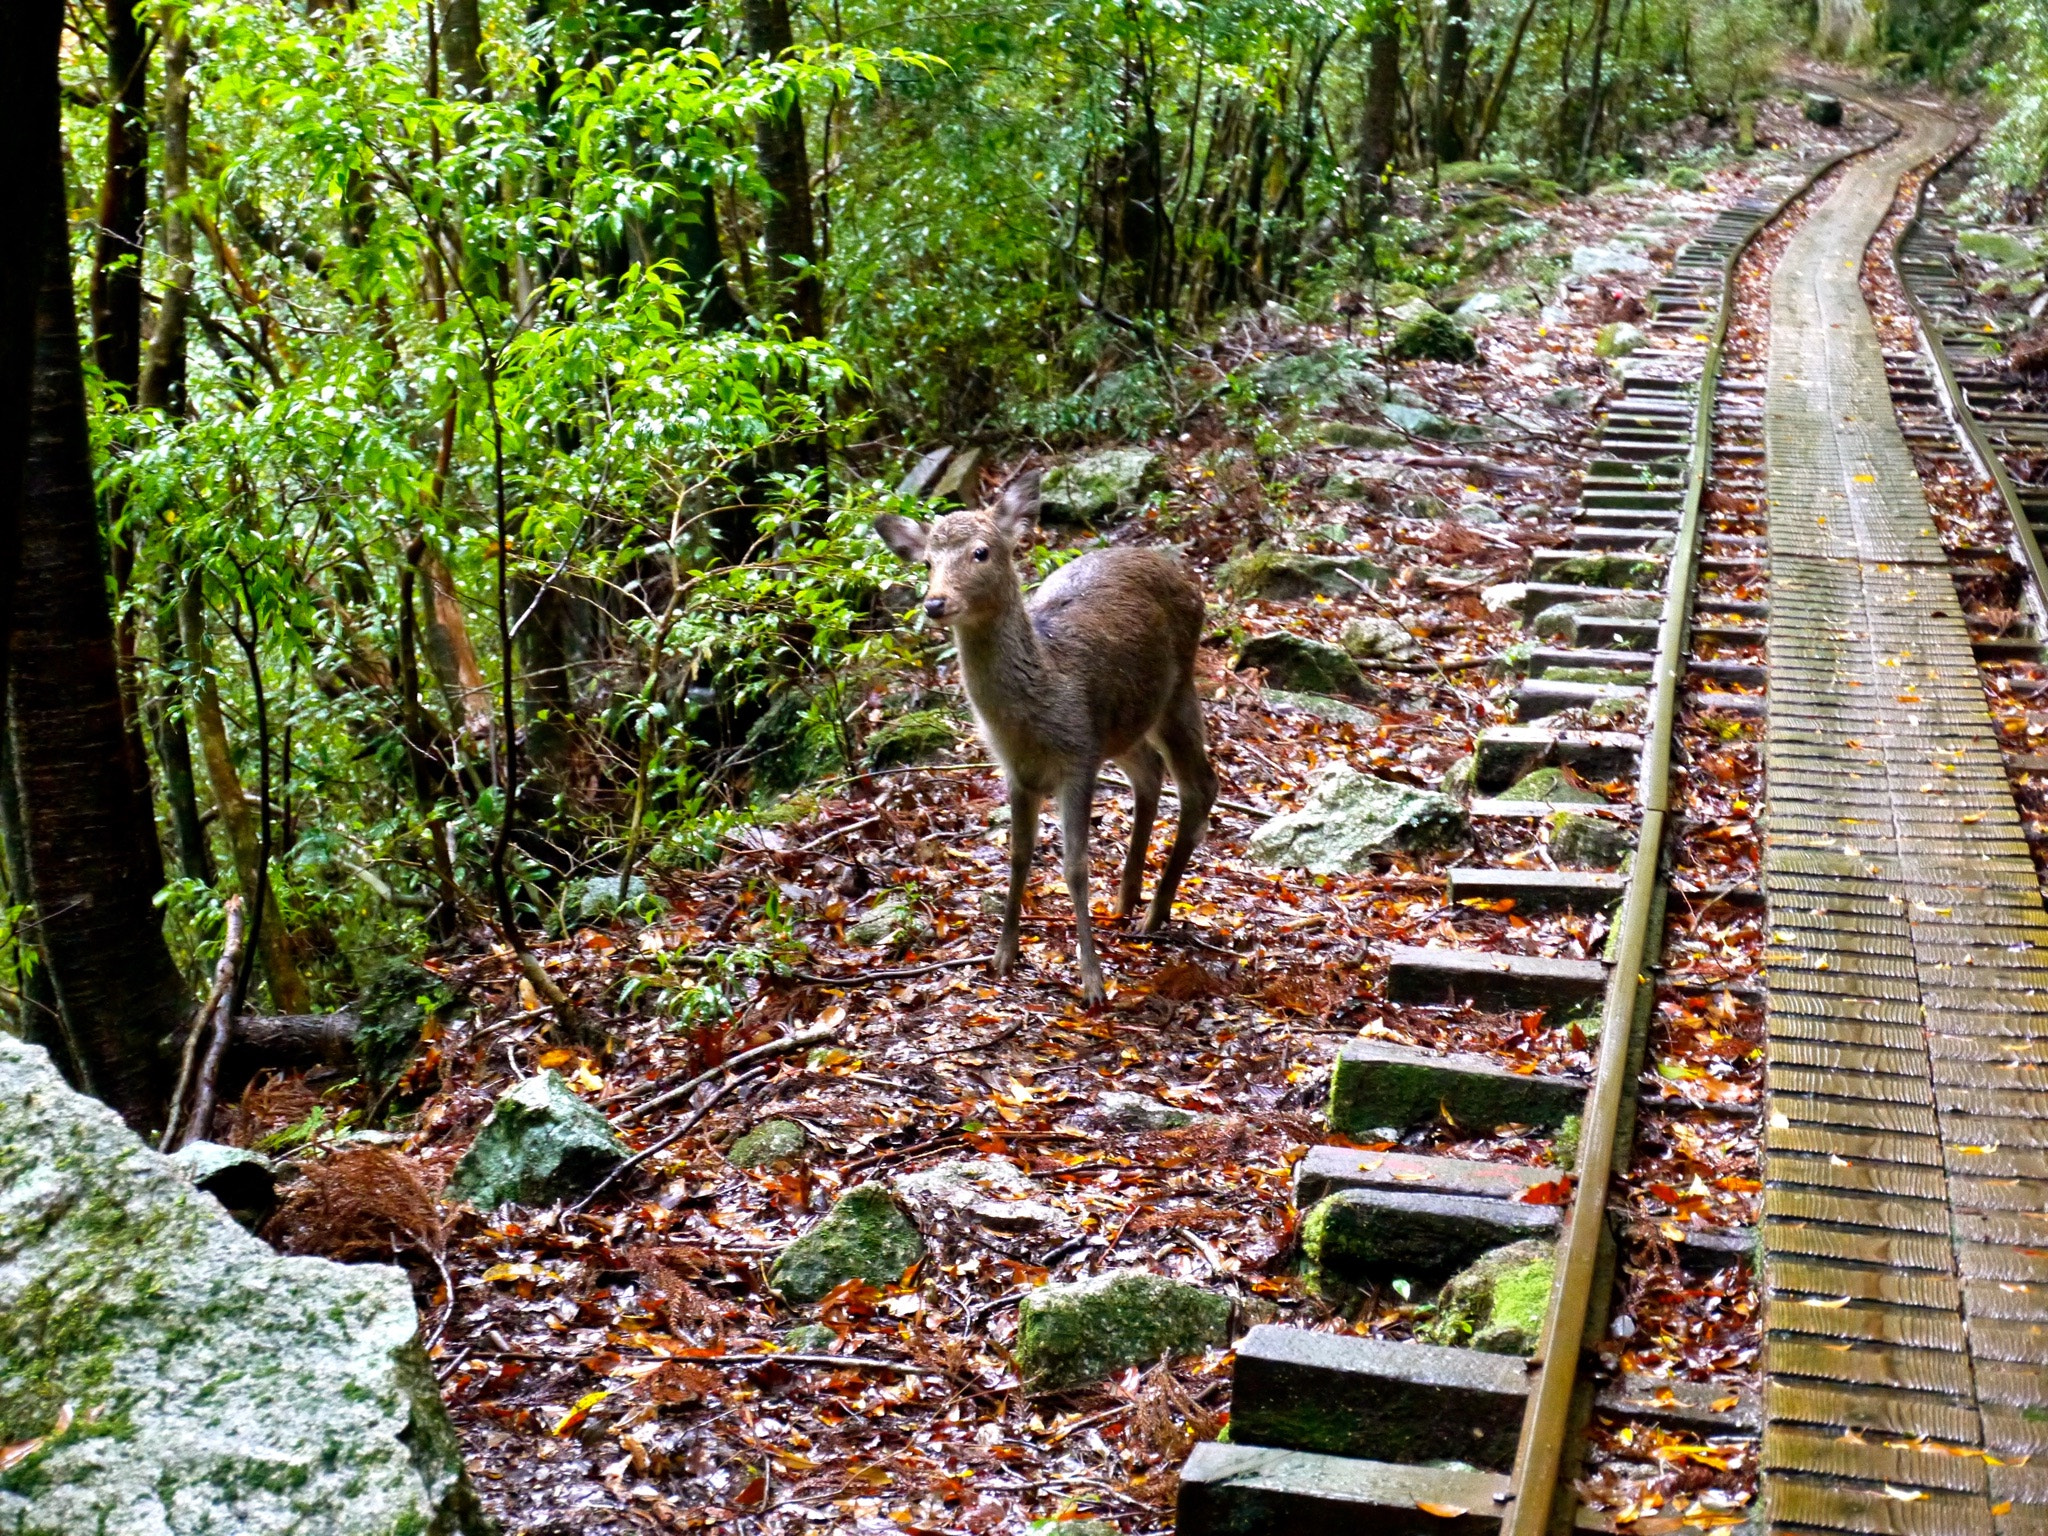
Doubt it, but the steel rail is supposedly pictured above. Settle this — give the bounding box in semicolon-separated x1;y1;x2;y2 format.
1500;130;1884;1536
1888;125;2048;640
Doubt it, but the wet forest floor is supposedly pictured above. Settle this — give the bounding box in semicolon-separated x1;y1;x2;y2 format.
245;95;1875;1536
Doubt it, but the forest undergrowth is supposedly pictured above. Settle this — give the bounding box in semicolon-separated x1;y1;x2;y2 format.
211;96;1875;1535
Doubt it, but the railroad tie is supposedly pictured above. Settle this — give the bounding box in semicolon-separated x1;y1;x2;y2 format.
1761;98;2048;1531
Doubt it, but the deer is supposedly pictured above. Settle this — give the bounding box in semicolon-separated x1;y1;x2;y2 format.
874;471;1217;1006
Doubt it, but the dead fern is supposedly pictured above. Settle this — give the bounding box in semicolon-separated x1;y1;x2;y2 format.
263;1147;445;1264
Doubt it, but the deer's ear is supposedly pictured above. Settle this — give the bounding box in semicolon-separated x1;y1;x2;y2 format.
873;514;928;563
992;470;1042;548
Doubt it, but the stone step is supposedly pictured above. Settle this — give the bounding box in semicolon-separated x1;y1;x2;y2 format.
1516;678;1649;719
1447;867;1630;910
1473;725;1644;791
1328;1039;1585;1136
1302;1184;1561;1285
1385;945;1609;1011
1230;1326;1529;1469
1178;1443;1509;1536
1294;1144;1566;1207
1594;1372;1761;1434
1469;797;1635;819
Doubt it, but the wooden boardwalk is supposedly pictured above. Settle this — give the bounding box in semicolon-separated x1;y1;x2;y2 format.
1762;100;2048;1531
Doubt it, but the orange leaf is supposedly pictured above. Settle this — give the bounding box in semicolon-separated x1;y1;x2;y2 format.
1517;1177;1573;1206
1417;1502;1469;1519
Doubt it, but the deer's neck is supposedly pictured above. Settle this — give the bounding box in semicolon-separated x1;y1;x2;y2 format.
953;599;1050;746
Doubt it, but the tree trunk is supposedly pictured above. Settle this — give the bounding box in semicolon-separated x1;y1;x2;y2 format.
148;588;213;883
441;0;489;99
179;576;310;1013
1433;0;1472;164
1473;0;1542;157
12;143;189;1133
417;538;494;740
139;10;191;417
1359;15;1401;220
1576;0;1614;185
91;0;149;401
742;0;822;341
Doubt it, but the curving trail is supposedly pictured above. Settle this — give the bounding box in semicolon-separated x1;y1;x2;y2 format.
1759;92;2048;1530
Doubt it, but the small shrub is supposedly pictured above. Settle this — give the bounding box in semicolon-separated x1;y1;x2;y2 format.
1390;310;1478;363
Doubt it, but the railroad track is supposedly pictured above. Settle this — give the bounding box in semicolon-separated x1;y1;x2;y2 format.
1174;133;1882;1534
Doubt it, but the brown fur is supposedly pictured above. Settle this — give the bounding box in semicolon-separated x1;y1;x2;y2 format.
875;472;1217;1003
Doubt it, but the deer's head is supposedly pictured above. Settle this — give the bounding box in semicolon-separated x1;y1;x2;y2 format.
874;472;1041;626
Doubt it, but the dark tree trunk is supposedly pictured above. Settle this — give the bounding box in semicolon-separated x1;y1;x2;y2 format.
742;0;822;341
148;586;213;884
91;0;149;400
1434;0;1472;164
1360;18;1400;220
14;143;189;1134
1576;0;1614;184
441;0;488;99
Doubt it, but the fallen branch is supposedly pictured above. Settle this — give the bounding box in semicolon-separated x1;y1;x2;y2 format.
574;1066;767;1210
165;896;245;1150
787;953;994;986
611;1021;836;1126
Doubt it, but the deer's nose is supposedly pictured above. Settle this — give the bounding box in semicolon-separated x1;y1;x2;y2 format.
923;596;948;620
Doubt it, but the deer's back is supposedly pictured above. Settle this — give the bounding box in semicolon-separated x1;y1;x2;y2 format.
1027;548;1203;750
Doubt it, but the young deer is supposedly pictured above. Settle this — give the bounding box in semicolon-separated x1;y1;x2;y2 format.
875;472;1216;1005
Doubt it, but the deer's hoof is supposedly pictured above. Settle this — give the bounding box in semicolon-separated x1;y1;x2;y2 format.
1080;979;1108;1008
992;943;1018;977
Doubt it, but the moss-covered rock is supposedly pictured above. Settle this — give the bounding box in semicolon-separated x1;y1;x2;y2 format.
1390;310;1479;363
847;891;935;954
1317;420;1407;449
1234;634;1377;700
1802;92;1843;127
1266;690;1375;726
564;874;657;930
1542;554;1664;589
728;1119;808;1169
1247;768;1468;874
865;709;958;769
0;1036;490;1535
1439;754;1477;802
1420;1239;1556;1354
1497;766;1606;805
1040;449;1162;522
448;1070;627;1209
1594;322;1646;358
1550;811;1637;869
769;1184;926;1303
1299;1188;1554;1290
1960;229;2043;272
1667;166;1708;191
780;1323;840;1353
1012;1270;1233;1390
745;689;845;795
1340;614;1423;663
1218;549;1391;603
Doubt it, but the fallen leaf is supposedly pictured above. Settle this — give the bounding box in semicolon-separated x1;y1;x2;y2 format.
1417;1502;1469;1518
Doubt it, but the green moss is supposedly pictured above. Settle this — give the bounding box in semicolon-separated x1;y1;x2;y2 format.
1012;1271;1231;1390
1496;766;1606;805
865;709;958;769
1668;166;1707;191
1233;634;1376;701
1545;554;1664;590
1326;1047;1580;1136
1552;1114;1582;1172
728;1119;807;1169
1218;549;1391;602
1420;1239;1555;1355
1550;811;1636;870
768;1184;926;1303
1389;310;1479;363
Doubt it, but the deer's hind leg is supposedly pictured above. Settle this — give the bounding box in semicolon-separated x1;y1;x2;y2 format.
1113;745;1163;920
1143;682;1217;934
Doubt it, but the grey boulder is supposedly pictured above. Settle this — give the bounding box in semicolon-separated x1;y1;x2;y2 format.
1248;768;1469;873
447;1069;627;1209
0;1035;490;1536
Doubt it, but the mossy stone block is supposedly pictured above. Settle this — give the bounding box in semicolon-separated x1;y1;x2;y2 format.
448;1069;627;1209
1218;550;1390;603
1299;1187;1558;1288
1012;1270;1232;1390
768;1184;925;1304
866;709;957;769
1040;449;1162;521
1390;310;1479;363
1550;810;1637;869
728;1119;807;1169
1247;770;1468;874
1420;1239;1556;1354
1234;635;1377;701
1327;1040;1583;1136
1497;766;1606;805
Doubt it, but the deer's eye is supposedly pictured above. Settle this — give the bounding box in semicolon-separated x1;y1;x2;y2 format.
973;546;989;562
